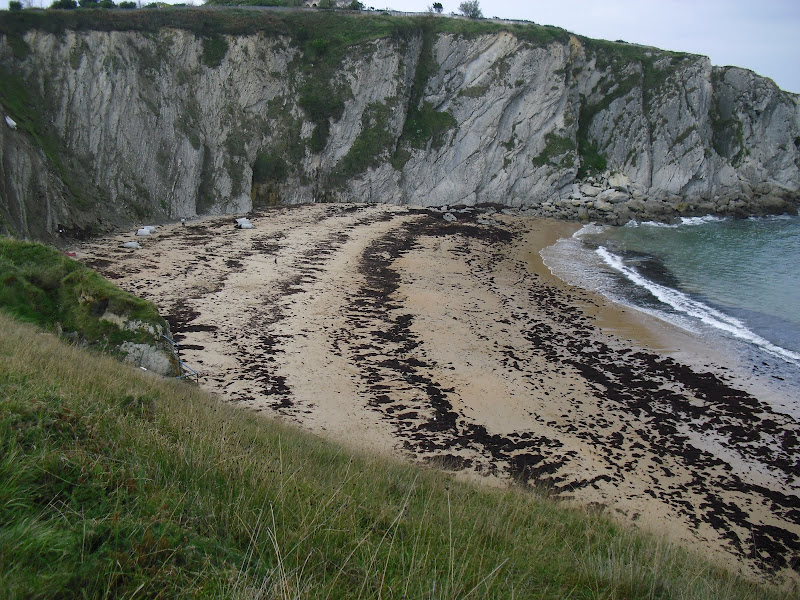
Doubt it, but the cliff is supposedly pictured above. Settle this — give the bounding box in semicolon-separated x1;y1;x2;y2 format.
1;9;799;241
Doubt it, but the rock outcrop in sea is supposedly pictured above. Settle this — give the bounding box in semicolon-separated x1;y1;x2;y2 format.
1;10;798;240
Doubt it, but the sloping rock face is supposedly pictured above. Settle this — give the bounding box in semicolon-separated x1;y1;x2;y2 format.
1;16;798;240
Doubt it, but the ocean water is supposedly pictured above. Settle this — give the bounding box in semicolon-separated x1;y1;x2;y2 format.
540;214;800;415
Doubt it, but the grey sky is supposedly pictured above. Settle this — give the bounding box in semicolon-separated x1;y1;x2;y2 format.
2;0;798;93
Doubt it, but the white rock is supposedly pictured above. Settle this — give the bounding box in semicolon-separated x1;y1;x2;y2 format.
594;200;614;212
120;341;174;376
598;189;630;204
443;212;457;222
5;116;16;130
136;228;151;236
3;29;799;234
608;172;630;191
579;184;604;197
123;241;141;249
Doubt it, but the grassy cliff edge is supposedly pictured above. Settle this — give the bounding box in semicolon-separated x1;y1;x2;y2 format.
0;237;178;375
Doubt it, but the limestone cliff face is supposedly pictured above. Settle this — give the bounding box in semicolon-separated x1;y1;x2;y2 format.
1;18;798;240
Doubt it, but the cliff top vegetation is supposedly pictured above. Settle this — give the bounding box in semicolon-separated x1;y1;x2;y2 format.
0;5;696;89
0;6;569;43
0;5;567;44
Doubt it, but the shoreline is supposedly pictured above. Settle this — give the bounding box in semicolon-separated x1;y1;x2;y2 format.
540;218;800;419
73;204;799;585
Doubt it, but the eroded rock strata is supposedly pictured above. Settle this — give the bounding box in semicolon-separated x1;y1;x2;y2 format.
1;11;799;241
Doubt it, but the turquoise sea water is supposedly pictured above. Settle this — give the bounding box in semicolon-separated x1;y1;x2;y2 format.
540;214;800;412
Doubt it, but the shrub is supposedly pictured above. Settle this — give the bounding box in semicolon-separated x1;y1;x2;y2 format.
531;132;576;167
402;102;457;151
6;34;30;59
201;34;228;67
252;152;288;183
299;82;346;153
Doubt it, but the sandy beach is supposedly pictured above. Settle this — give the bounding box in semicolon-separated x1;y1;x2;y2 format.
73;203;799;584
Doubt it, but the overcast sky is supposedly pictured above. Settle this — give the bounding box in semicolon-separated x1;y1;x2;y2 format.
2;0;798;93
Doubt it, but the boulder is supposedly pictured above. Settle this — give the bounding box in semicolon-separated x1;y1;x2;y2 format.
594;200;614;212
625;199;645;213
608;172;631;191
120;341;176;376
579;184;604;197
598;189;630;204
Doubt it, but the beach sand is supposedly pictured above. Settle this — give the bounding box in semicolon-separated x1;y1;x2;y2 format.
74;203;799;584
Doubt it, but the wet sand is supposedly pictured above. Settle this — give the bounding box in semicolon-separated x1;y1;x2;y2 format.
74;203;799;584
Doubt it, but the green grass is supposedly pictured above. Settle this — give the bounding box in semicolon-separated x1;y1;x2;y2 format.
0;311;793;598
0;237;167;348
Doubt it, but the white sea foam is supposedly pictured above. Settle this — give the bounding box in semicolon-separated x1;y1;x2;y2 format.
540;224;611;291
624;220;678;229
625;215;727;229
596;246;800;367
679;215;726;226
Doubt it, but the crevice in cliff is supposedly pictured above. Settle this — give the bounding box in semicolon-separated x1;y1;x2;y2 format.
196;145;215;214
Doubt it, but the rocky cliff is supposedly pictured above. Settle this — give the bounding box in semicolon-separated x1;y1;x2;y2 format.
1;10;798;241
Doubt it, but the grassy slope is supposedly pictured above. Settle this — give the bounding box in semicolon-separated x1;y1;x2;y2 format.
0;311;790;599
0;237;168;348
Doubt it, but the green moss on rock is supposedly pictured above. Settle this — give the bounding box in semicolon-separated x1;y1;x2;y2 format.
0;237;169;353
531;132;576;167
